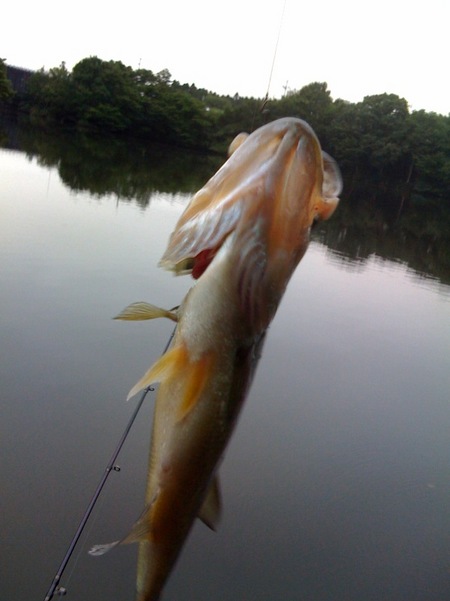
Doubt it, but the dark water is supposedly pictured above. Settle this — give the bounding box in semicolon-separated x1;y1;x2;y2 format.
1;128;449;601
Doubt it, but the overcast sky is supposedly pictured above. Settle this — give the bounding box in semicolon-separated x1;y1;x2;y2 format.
4;0;449;115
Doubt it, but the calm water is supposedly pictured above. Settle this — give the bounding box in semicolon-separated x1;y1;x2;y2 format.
1;132;449;601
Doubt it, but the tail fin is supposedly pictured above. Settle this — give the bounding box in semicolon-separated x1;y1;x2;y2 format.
89;492;160;556
89;540;120;556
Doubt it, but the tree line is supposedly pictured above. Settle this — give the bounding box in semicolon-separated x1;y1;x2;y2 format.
1;56;449;199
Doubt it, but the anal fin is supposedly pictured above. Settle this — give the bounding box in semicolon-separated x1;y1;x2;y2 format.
198;475;222;531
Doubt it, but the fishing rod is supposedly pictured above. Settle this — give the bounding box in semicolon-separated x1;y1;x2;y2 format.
263;0;287;105
43;327;176;601
252;0;287;127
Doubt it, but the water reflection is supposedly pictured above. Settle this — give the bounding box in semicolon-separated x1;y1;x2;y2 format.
1;135;449;601
2;121;449;289
312;194;450;288
1;121;223;203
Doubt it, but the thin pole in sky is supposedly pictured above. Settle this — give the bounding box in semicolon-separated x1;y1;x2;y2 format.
264;0;288;100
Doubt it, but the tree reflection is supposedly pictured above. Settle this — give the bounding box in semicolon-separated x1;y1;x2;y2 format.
1;123;449;288
312;187;450;286
3;124;223;205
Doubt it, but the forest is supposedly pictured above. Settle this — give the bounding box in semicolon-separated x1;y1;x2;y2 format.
1;56;449;200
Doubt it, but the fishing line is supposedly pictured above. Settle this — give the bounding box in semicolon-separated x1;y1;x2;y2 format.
251;0;287;129
60;480;109;594
262;0;287;107
43;326;176;601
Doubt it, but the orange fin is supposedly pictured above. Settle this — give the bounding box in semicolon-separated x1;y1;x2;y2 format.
317;151;342;221
126;345;187;401
177;351;215;421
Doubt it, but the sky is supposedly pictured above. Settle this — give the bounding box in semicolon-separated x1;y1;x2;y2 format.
4;0;450;115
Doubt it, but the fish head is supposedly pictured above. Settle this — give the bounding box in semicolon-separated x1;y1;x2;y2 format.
160;118;342;296
225;117;342;271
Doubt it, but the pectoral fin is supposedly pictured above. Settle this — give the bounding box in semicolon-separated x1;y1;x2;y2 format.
114;302;178;322
198;475;222;531
314;196;339;221
317;151;342;221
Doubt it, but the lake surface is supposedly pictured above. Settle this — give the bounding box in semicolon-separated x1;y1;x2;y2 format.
1;129;449;601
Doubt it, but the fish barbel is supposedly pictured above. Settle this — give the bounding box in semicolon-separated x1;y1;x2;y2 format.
89;117;342;600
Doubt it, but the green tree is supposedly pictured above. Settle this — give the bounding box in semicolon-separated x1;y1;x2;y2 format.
213;95;266;151
0;58;14;102
14;54;450;198
71;57;142;132
141;84;212;148
327;99;364;165
24;63;76;126
271;82;334;145
409;110;450;197
358;94;411;170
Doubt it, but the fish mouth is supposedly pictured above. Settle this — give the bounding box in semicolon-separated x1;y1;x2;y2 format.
171;247;219;279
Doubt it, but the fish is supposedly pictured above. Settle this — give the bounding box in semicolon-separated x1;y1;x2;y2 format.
89;117;342;600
